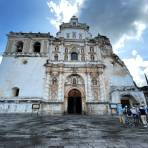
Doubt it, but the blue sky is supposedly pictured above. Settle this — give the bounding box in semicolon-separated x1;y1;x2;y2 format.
0;0;57;52
0;0;148;86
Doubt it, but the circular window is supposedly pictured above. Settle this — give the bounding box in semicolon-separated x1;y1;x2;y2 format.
22;60;28;64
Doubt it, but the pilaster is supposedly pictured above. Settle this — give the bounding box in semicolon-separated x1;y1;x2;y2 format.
98;69;107;102
58;72;64;101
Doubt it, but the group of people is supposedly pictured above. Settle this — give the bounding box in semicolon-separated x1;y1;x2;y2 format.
117;104;148;128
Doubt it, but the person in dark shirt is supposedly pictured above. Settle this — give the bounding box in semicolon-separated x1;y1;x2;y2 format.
139;105;148;127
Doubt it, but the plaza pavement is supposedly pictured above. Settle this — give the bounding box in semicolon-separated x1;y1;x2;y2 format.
0;114;148;148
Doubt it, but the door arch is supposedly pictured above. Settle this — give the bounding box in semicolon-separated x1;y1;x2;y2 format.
120;95;138;108
68;89;82;114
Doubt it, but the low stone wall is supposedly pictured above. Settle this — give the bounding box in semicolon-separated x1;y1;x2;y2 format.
0;100;112;115
0;101;64;115
40;102;64;115
0;102;32;113
86;102;110;115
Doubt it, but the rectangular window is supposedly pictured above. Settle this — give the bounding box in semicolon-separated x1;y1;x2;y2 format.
73;22;76;26
79;33;82;39
55;46;59;51
72;32;76;39
90;47;94;53
66;33;70;38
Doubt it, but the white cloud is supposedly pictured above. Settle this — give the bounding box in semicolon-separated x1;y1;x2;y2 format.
143;3;148;13
113;21;146;52
132;49;138;56
47;0;85;30
0;56;2;64
123;50;148;86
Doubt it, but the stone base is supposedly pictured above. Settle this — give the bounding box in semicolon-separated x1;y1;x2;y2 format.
86;102;110;115
40;102;63;115
0;99;111;115
0;99;64;115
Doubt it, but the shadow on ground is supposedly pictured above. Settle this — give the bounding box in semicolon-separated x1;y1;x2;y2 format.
0;114;148;148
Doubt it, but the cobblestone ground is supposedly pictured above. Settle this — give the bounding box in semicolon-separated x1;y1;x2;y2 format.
0;114;148;148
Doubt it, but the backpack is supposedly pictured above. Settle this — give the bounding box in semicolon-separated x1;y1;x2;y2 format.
127;109;132;116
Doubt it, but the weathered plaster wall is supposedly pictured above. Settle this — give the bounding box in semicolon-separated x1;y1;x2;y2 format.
104;58;135;87
0;103;32;113
0;57;47;98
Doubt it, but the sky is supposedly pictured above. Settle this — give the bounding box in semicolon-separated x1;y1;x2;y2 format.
0;0;148;86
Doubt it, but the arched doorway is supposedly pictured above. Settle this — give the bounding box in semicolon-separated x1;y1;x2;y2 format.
68;89;82;114
121;95;138;108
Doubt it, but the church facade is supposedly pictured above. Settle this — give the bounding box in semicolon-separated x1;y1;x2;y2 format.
0;16;146;114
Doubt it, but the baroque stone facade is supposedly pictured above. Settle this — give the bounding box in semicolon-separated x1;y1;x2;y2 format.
0;16;146;114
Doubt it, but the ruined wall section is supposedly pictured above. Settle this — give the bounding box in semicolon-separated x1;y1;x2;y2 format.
105;55;135;87
5;32;50;54
102;52;145;104
110;55;135;87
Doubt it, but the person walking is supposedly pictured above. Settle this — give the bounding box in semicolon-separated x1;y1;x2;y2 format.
131;106;139;126
117;104;124;124
123;106;133;127
139;105;148;127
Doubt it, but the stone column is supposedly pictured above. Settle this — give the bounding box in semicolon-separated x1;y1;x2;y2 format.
86;73;93;102
29;40;33;53
11;40;16;52
40;40;44;53
58;66;64;101
58;73;62;101
84;40;89;61
24;39;31;53
60;40;64;61
42;40;48;55
44;72;51;100
98;69;107;102
48;40;53;60
6;40;14;53
84;72;88;102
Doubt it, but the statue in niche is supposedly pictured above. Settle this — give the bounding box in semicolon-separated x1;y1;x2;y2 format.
52;77;57;85
65;48;68;53
94;90;98;101
72;77;77;85
92;78;97;85
64;54;68;61
51;77;58;100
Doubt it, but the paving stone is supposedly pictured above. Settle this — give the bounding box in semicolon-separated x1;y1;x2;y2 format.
0;114;148;148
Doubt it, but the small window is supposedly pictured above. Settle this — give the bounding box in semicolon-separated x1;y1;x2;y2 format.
71;52;78;60
54;54;58;61
33;42;41;53
90;47;94;53
79;33;82;39
73;22;76;26
12;87;19;97
72;78;77;84
92;79;97;85
65;48;68;53
72;32;76;39
16;41;23;52
91;55;95;61
55;46;59;51
66;33;70;38
81;48;84;53
52;78;57;85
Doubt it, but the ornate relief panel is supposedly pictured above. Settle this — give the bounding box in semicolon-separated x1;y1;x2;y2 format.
50;73;59;100
65;74;84;86
91;74;99;101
